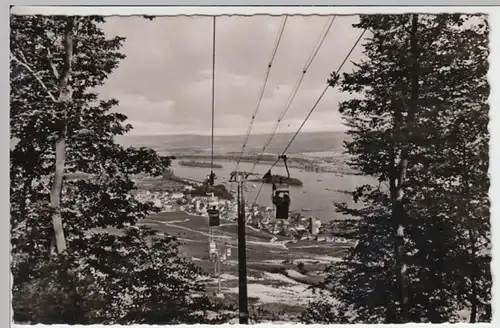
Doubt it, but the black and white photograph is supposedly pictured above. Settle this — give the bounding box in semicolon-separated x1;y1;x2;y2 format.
9;7;491;325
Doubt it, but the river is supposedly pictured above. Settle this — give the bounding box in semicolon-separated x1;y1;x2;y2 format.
170;160;375;223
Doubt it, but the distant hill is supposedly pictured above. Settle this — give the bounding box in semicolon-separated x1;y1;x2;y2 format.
115;131;348;155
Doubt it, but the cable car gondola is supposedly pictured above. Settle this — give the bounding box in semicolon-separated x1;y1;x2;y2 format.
207;194;221;227
204;169;221;227
265;155;291;220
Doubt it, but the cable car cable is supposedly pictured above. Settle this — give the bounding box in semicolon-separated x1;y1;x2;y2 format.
251;27;368;206
209;16;217;188
304;15;336;72
233;15;288;175
249;16;336;176
281;27;368;157
252;16;335;174
230;15;287;193
207;16;221;229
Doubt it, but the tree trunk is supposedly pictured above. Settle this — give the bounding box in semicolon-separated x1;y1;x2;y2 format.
50;130;68;253
11;18;76;255
49;17;75;254
391;14;420;323
393;96;410;323
462;144;479;323
385;135;398;323
390;84;407;323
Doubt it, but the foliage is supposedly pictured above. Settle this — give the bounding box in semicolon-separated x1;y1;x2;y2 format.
302;14;490;324
13;228;232;324
10;15;229;324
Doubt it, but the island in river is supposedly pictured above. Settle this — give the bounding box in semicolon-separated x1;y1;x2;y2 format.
178;160;223;169
248;174;303;187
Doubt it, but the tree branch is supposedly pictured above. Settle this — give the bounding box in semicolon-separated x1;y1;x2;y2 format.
46;47;60;80
11;219;28;234
10;53;57;102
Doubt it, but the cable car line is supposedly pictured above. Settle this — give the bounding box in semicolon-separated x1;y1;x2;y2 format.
249;16;336;176
206;17;227;296
251;27;368;206
209;16;216;188
258;16;336;160
269;15;288;64
207;16;220;225
233;15;288;176
304;15;336;72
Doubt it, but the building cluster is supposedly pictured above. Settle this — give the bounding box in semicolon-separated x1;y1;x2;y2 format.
133;189;188;212
246;208;325;242
133;186;238;218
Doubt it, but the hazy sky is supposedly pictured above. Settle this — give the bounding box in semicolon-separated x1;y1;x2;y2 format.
99;15;365;136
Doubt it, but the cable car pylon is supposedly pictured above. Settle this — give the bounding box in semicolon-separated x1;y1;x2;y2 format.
229;170;249;324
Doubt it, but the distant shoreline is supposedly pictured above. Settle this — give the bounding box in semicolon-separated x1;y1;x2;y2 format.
174;154;360;176
178;160;223;169
175;154;316;168
117;130;347;138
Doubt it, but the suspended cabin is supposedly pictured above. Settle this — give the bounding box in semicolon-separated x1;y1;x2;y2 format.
207;195;220;227
273;183;291;219
266;154;292;220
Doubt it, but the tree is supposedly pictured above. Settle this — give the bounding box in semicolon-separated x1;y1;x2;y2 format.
302;14;490;324
399;14;490;322
13;229;231;324
409;16;491;321
11;15;231;324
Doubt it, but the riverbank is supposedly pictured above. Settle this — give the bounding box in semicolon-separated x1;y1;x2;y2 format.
169;160;376;223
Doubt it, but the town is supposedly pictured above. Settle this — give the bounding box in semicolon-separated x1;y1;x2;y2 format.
132;177;350;245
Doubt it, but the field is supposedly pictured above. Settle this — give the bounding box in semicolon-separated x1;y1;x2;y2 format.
140;210;348;320
142;211;347;271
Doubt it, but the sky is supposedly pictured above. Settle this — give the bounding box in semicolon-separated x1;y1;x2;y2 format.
99;15;365;136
